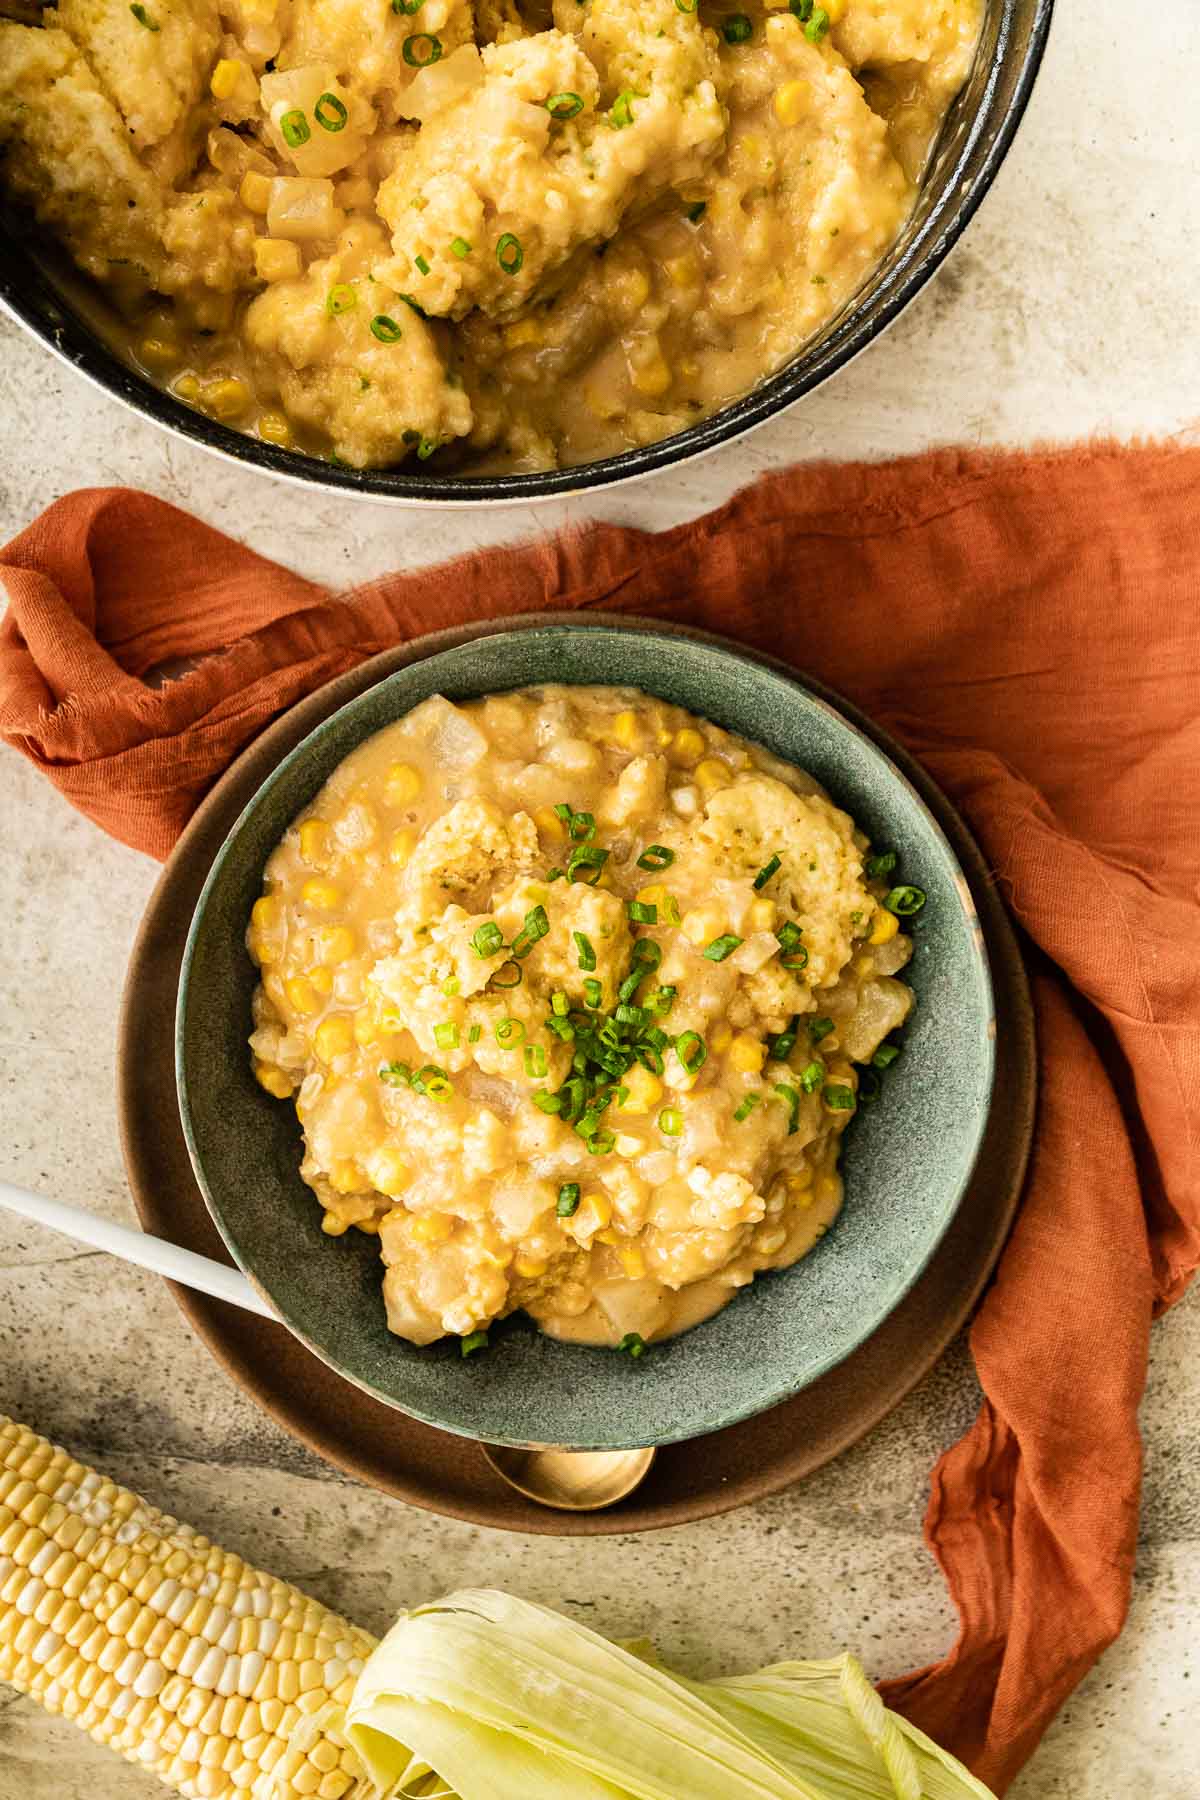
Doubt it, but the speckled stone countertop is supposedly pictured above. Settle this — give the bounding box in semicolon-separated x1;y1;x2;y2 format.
1;6;1198;1795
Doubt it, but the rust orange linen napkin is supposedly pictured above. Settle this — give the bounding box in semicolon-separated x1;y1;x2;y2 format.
2;444;1198;1794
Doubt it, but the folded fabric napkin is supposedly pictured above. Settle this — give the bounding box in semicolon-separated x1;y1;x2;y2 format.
1;444;1197;1794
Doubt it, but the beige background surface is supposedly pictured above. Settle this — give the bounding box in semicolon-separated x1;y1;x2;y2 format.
2;3;1198;1794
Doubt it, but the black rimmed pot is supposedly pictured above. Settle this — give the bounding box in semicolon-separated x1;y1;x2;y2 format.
0;0;1052;504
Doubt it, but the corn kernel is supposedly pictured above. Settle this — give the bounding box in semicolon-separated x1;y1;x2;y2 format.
514;1257;548;1280
869;909;900;946
636;883;670;910
665;253;700;289
254;238;302;283
695;758;732;794
574;1195;612;1236
682;906;725;946
817;1176;839;1205
618;1245;647;1279
522;884;549;906
258;411;292;448
297;819;330;866
251;895;280;933
824;0;846;18
203;378;251;422
729;1034;767;1074
504;317;542;349
534;806;566;843
300;878;342;911
671;727;706;766
371;1149;409;1196
774;80;810;127
172;373;202;404
253;1062;292;1099
388;829;417;868
355;1217;380;1235
314;1015;354;1062
284;976;321;1016
632;355;672;399
321;1212;349;1237
308;965;334;996
139;334;180;370
618;1065;664;1115
316;926;356;966
609;266;650;316
210;57;244;100
327;1159;363;1194
585;381;623;421
384;762;423;807
596;1229;621;1248
411;1212;454;1244
749;897;777;930
611;709;641;749
353;1011;379;1047
787;1166;814;1192
240;170;272;215
709;1022;733;1054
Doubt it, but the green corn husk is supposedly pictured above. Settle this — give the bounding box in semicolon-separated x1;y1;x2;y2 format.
331;1589;996;1800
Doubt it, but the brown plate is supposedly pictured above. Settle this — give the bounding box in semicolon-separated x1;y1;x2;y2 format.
118;615;1036;1536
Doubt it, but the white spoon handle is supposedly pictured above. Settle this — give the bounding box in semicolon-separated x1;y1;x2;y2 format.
0;1177;276;1321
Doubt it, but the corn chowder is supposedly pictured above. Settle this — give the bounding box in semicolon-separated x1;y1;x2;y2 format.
0;0;980;473
245;688;920;1351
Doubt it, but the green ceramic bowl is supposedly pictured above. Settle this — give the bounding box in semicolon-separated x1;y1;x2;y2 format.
177;624;994;1450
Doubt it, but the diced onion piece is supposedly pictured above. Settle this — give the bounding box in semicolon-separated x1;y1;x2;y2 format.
397;44;483;122
260;66;369;175
207;125;273;181
266;176;342;242
729;932;779;974
838;975;913;1063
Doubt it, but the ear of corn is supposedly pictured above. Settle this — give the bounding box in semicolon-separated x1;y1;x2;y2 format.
0;1415;378;1800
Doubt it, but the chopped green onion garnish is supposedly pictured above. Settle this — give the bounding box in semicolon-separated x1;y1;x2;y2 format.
804;5;830;41
799;1060;825;1094
574;931;597;971
510;904;549;959
753;854;782;891
789;0;813;15
369;313;402;343
618;1331;646;1358
471;921;505;958
314;91;348;132
583;978;603;1010
449;234;471;257
884;885;926;916
555;804;596;842
722;12;752;42
326;284;357;316
587;1129;616;1155
866;850;897;879
441;976;460;996
733;1092;761;1122
551;990;570;1016
557;1182;581;1216
781;944;809;972
495;1017;525;1048
675;1030;707;1074
491;964;521;995
468;1025;482;1044
767;1018;799;1061
546;91;585;118
823;1083;856;1112
776;921;804;952
617;968;644;1004
610;89;635;128
773;1083;801;1133
675;0;698;11
857;1069;881;1103
636;845;675;871
809;1017;835;1043
635;1044;664;1075
703;934;742;962
413;1064;452;1102
414;253;431;275
392;0;424;11
403;32;443;65
279;108;310;147
568;844;609;884
460;1329;488;1357
524;1044;547;1078
684;200;707;223
628;900;657;925
533;1090;563;1113
658;1107;683;1136
614;1003;644;1027
633;938;663;970
873;1043;902;1069
378;1060;412;1087
129;2;159;25
397;293;427;316
496;233;524;275
434;1021;459;1049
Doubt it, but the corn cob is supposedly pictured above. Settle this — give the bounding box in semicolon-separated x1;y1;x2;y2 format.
0;1414;379;1800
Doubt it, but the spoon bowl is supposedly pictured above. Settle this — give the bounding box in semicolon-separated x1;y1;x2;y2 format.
479;1444;656;1512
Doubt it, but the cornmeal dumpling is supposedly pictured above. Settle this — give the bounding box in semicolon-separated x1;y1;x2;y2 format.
246;687;922;1351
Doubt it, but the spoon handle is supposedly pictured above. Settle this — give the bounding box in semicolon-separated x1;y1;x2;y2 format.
0;1177;276;1321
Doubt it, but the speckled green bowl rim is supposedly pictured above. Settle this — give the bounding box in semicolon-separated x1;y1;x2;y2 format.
176;621;994;1449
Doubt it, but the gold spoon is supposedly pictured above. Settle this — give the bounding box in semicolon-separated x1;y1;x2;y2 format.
479;1443;656;1512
